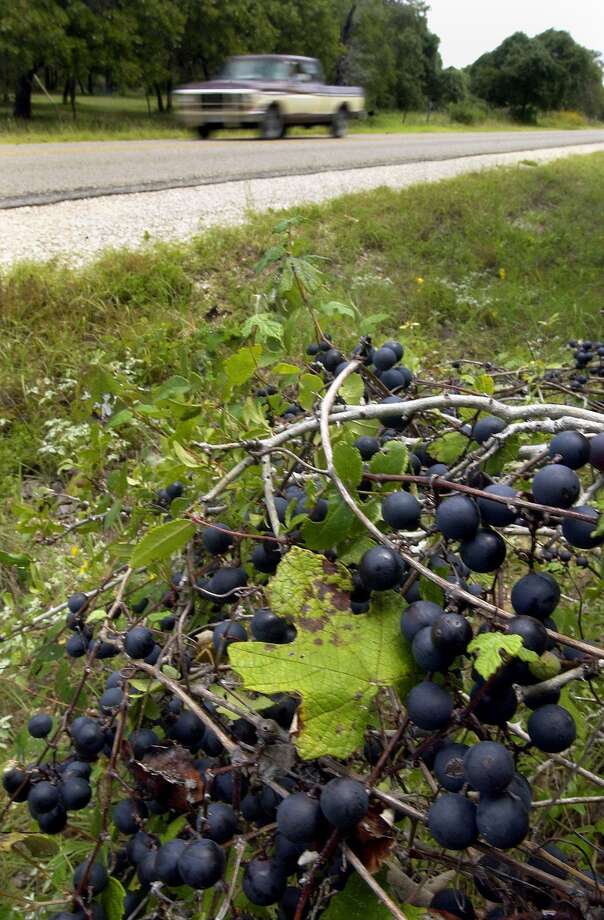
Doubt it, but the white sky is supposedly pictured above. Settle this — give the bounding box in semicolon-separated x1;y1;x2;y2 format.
426;0;604;69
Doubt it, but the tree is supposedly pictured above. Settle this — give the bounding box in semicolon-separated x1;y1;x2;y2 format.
0;0;68;117
470;29;604;119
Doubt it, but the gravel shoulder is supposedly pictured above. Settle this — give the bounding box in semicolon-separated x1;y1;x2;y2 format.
1;142;603;268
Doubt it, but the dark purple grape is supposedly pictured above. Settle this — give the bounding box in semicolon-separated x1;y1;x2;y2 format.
436;495;480;541
72;860;108;895
472;416;505;444
28;713;53;738
277;792;325;845
532;464;580;509
319;777;368;831
431;613;472;655
527;704;576;752
562;506;603;549
477;484;517;527
359;545;404;591
406;681;453;730
460;528;506;573
511;572;560;620
382;490;421;529
431;889;475;920
433;743;468;792
428;794;477;849
401;600;443;641
203;523;234;555
476;792;529;848
463;741;514;794
549;431;590;469
242;857;287;906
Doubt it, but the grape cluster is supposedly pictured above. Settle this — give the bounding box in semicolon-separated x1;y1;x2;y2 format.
3;333;604;920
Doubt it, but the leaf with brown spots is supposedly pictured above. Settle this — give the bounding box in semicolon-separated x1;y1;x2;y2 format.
128;745;205;812
230;591;416;759
268;546;352;632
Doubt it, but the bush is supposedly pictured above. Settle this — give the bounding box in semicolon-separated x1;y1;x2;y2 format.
448;100;488;125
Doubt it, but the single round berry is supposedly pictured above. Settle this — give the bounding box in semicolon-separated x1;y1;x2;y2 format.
589;433;604;472
477;483;518;527
212;620;247;653
460;528;506;573
379;395;407;432
124;626;155;660
436;495;480;541
202;566;248;604
507;615;548;655
277;792;325;845
66;632;89;658
67;592;88;614
562;506;603;549
251;608;291;644
431;613;472;656
355;435;380;461
527;704;576;752
73;860;108;896
383;339;404;360
358;545;404;591
382;490;421;529
112;798;148;835
412;627;454;672
28;781;60;815
59;777;91;811
373;346;398;372
320;777;369;831
156;838;187;886
476;792;529;849
28;713;53;738
178;839;226;889
2;767;30;801
202;523;234;555
129;728;159;759
549;431;590;469
434;743;469;792
532;464;580;508
401;600;443;641
463;741;514;794
511;572;560;620
243;857;287;906
200;802;238;844
99;687;123;714
170;710;206;748
472;416;505;444
428;794;478;849
406;681;453;730
431;889;476;920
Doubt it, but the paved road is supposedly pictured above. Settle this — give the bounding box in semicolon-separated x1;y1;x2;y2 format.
2;130;604;208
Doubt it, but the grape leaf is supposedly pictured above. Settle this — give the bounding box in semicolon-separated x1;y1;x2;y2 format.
301;499;356;552
267;545;352;627
467;632;538;680
230;585;415;759
429;431;468;464
340;372;364;405
225;345;262;386
130;519;195;568
322;873;412;920
369;441;409;476
333;442;363;492
101;877;126;920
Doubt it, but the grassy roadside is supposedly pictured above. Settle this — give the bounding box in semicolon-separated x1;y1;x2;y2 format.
0;93;600;143
1;152;603;494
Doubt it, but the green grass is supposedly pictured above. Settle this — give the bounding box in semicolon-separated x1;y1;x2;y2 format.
0;152;603;492
1;93;600;143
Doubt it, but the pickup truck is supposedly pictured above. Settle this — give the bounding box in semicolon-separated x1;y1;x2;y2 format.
173;54;365;140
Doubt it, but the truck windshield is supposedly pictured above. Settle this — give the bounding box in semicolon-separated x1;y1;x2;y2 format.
220;58;291;81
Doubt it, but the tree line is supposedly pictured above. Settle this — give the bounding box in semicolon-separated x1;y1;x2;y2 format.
1;0;602;120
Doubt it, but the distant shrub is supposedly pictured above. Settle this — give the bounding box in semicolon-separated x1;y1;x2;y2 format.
448;101;487;125
542;109;589;128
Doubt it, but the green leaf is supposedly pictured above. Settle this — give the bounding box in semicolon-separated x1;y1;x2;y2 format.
273;362;300;376
106;409;133;429
333;442;363;492
483;435;520;476
225;345;262;387
254;244;285;274
529;651;561;681
473;373;495;395
418;575;444;606
301;499;356;552
130;518;195;568
230;582;414;759
173;441;204;469
322;872;394;920
268;546;352;627
340;372;364;405
320;300;359;319
429;431;468;464
298;373;323;411
241;313;284;345
468;632;538;680
152;376;191;402
0;550;31;570
101;876;125;920
369;441;409;476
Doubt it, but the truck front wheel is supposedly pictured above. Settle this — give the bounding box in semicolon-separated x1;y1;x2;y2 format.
330;106;348;138
197;125;213;139
260;105;285;140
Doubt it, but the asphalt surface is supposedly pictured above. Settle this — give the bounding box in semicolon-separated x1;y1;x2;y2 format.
2;129;604;208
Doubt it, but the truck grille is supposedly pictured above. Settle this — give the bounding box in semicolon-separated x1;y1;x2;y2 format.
198;93;245;110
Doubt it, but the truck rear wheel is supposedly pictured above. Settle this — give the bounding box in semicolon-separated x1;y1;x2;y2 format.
330;106;348;138
260;105;285;140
